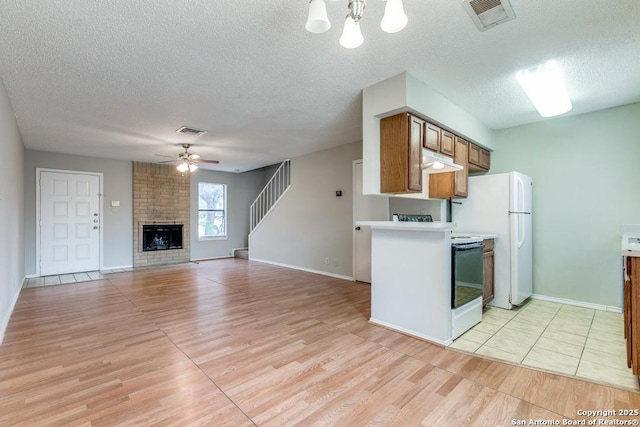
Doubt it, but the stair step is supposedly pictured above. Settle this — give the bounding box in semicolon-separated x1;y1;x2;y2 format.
234;250;249;260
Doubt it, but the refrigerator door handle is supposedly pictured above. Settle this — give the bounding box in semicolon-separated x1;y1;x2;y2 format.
508;211;531;215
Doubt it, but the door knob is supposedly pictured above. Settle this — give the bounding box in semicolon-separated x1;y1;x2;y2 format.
355;226;361;231
93;226;99;230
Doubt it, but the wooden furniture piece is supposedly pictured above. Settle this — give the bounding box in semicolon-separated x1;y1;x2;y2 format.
429;136;469;198
483;238;495;307
380;113;424;193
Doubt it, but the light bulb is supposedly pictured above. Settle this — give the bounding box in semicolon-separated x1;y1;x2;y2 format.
381;0;408;33
177;162;188;173
305;0;331;34
339;16;364;49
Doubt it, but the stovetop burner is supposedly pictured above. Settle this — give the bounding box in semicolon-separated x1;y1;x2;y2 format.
394;214;433;222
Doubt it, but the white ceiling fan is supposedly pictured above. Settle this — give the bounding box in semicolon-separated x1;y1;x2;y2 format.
156;144;219;172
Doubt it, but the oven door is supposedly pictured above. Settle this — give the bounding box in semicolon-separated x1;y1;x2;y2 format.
452;242;484;308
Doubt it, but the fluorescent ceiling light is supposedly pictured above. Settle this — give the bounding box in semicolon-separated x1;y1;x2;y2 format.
516;60;572;117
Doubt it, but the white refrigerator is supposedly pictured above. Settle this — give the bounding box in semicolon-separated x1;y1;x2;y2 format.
452;171;533;310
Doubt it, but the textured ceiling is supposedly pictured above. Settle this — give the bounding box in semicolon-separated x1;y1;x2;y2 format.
0;1;638;172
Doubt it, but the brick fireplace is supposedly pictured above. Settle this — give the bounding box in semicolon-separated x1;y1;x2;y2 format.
133;162;190;267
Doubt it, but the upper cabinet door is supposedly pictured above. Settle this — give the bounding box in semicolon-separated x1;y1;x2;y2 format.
408;115;425;192
379;113;423;194
424;123;441;152
453;137;469;197
440;131;455;157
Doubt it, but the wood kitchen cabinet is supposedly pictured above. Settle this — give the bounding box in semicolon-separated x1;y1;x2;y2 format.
440;130;455;157
468;142;491;172
380;113;424;193
429;136;469;198
424;122;454;158
482;239;495;307
424;122;441;152
625;256;640;374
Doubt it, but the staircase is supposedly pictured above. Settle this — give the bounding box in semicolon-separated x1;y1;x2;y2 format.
250;159;291;233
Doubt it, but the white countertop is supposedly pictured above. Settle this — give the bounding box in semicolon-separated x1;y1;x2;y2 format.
453;232;498;240
356;221;453;232
622;237;640;257
621;224;640;257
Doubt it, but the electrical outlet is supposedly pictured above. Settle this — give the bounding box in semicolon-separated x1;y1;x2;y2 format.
325;257;330;265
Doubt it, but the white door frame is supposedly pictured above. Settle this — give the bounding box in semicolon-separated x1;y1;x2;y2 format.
36;168;104;276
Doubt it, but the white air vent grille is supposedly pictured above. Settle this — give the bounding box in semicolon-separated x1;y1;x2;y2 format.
462;0;516;31
176;126;207;137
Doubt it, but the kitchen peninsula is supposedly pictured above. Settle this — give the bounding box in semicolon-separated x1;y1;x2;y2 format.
357;221;454;346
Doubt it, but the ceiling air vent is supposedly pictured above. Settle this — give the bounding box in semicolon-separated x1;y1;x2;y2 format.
175;126;207;137
461;0;516;31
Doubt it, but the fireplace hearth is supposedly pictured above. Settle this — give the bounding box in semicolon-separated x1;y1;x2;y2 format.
142;224;183;252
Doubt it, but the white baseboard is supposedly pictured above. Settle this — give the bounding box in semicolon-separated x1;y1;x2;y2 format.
531;294;622;313
101;264;134;271
369;318;453;347
190;256;233;262
0;277;24;345
249;257;353;282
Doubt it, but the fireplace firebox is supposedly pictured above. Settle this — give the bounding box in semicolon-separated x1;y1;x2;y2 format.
142;224;183;251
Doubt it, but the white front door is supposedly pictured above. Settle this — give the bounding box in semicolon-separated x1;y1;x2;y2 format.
353;160;389;283
40;171;101;275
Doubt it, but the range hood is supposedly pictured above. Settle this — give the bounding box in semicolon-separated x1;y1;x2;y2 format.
422;150;464;174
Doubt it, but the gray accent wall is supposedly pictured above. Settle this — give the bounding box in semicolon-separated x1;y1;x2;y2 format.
250;141;362;278
0;79;25;342
24;151;133;274
190;167;269;260
491;102;640;308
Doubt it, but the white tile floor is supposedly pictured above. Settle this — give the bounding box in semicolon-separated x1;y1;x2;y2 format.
23;268;133;288
449;299;638;391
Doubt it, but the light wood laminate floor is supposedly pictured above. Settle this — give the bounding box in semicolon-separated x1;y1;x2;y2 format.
2;259;639;426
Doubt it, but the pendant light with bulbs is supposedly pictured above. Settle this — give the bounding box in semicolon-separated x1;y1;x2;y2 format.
305;0;408;49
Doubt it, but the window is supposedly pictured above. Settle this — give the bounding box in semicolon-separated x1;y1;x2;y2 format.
198;182;226;239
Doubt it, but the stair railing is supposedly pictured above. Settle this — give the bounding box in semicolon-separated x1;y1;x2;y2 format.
250;159;291;233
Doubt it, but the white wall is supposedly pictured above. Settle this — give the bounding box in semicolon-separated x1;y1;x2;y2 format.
491;103;640;308
24;151;133;274
250;141;362;279
0;79;25;343
190;167;271;260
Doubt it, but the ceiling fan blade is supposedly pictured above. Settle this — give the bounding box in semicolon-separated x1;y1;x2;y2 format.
154;153;174;159
198;159;220;164
158;159;178;164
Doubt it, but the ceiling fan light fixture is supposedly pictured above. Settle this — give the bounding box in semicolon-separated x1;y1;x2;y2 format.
517;60;572;118
306;0;331;33
177;162;189;173
189;163;198;172
381;0;408;33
